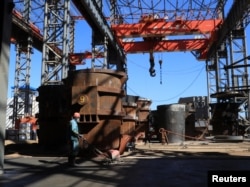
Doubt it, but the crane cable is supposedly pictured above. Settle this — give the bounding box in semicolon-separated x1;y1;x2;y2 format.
159;54;163;84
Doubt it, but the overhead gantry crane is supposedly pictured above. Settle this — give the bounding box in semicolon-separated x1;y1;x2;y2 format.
109;0;250;133
111;16;222;58
111;12;222;76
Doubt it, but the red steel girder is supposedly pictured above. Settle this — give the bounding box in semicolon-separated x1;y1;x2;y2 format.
111;19;222;38
122;39;209;54
69;52;104;65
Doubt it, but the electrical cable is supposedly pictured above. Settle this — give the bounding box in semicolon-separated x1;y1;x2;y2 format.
153;65;205;103
127;57;206;103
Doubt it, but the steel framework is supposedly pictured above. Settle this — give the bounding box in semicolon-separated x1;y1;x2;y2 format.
41;0;71;85
10;0;43;124
206;0;250;123
9;0;250;123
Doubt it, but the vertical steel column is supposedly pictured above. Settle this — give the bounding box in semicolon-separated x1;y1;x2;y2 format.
69;19;75;53
228;27;248;91
12;37;33;124
217;47;229;93
41;0;71;85
207;45;229;103
206;0;228;103
206;55;218;103
110;0;116;25
0;0;14;175
23;0;31;22
228;23;249;119
12;43;22;123
103;35;108;69
62;0;70;78
24;37;32;115
12;0;34;125
206;60;212;119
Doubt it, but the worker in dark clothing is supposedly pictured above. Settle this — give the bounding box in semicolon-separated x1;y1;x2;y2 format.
68;112;82;166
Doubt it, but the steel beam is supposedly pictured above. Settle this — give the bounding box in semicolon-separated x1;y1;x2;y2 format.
112;19;222;38
207;0;250;58
12;10;43;51
41;0;71;85
72;0;126;67
122;39;208;55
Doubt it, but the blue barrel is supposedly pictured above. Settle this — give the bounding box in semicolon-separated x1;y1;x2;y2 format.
157;104;186;143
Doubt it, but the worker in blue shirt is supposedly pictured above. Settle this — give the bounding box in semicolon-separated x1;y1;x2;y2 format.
68;112;82;166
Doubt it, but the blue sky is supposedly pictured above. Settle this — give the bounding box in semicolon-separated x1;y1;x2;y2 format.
8;15;250;111
126;51;206;110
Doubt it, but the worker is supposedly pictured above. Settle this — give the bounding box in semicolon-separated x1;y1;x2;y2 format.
68;112;82;166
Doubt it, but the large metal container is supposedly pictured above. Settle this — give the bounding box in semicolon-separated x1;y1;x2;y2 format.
121;95;137;136
65;69;127;117
37;69;128;149
137;97;152;122
157;104;186;143
65;69;127;150
121;95;152;143
122;101;137;120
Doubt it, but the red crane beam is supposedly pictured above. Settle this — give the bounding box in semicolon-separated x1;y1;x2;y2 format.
111;18;222;60
122;39;208;53
111;19;222;38
69;52;104;64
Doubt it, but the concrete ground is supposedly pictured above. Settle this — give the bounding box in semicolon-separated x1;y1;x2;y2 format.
1;140;250;187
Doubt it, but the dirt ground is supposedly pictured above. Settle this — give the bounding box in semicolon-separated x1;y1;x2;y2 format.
4;139;250;158
2;140;250;187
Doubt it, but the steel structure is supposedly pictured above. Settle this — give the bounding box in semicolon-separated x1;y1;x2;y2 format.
109;0;250;128
10;1;44;124
205;0;250;124
8;1;250;125
207;0;250;100
110;1;221;58
41;0;71;85
71;0;126;70
12;36;34;120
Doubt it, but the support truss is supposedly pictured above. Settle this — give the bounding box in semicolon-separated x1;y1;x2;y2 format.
41;0;71;85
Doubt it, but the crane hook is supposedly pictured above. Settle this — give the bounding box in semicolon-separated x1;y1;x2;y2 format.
149;51;156;77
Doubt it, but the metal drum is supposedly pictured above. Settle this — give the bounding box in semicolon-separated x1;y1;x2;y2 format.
157;104;186;143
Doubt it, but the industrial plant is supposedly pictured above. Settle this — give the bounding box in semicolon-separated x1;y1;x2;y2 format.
1;1;250;185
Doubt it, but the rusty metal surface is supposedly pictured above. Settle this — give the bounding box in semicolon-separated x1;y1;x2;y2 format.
66;69;127;87
37;69;128;149
37;70;153;152
210;103;242;135
120;120;136;135
122;102;137;119
66;69;127;118
119;134;132;154
66;69;127;150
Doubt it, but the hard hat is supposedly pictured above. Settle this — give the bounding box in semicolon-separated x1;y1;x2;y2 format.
73;112;80;118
